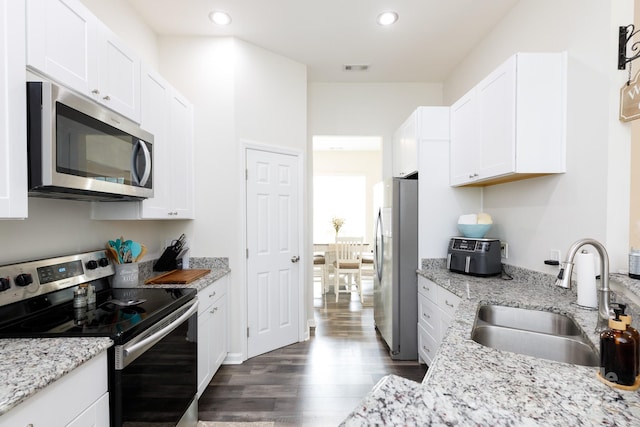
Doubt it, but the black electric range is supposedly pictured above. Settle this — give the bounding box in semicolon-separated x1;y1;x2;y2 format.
0;250;196;342
0;250;199;426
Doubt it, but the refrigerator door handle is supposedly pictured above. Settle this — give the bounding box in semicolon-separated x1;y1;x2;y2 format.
446;253;452;270
374;208;384;281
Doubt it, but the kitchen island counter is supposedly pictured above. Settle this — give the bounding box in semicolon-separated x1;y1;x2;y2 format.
343;262;640;426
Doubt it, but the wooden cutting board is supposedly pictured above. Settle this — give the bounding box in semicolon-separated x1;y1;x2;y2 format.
145;269;211;284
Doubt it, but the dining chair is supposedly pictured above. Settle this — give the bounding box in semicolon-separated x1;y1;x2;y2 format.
333;236;364;302
313;252;328;293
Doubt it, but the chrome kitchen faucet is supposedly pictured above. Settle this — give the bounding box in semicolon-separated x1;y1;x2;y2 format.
555;238;614;332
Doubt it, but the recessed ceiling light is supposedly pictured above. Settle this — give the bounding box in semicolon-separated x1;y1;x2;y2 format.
377;11;398;26
209;11;232;26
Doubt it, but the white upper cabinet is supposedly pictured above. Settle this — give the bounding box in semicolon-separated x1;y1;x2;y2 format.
26;0;141;122
450;52;567;187
92;65;195;220
0;0;27;219
393;106;450;177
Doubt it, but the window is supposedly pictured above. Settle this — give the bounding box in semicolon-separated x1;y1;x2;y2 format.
313;175;366;243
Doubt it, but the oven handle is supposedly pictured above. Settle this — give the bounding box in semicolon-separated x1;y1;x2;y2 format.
122;299;198;361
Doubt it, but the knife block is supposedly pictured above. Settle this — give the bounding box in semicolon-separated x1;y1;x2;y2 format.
153;245;183;271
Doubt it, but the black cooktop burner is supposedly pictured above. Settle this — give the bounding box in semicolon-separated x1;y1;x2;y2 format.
0;287;196;344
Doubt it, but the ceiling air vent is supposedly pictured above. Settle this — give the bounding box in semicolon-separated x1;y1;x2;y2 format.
343;64;370;72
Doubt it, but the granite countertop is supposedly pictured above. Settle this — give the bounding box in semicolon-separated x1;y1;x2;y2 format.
136;257;231;291
0;337;112;416
0;257;230;418
343;262;640;426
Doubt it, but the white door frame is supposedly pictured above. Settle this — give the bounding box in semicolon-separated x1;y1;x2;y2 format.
238;140;307;362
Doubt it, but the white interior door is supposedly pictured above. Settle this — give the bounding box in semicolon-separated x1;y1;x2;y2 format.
246;148;300;358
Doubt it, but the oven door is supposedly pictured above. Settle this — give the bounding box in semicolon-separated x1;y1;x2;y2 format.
110;298;198;427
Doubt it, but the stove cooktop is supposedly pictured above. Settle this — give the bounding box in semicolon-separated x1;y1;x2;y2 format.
0;286;196;344
0;250;197;344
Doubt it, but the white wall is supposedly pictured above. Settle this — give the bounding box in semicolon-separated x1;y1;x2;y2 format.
156;36;307;360
443;0;633;274
308;83;444;179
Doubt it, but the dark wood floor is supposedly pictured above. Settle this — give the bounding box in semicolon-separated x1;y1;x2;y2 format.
198;277;427;426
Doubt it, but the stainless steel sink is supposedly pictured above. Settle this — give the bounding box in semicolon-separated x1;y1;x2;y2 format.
476;304;583;335
471;304;599;366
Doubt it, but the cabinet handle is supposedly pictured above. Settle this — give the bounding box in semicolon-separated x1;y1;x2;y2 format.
423;313;430;319
423;345;430;353
210;306;218;314
468;173;479;179
209;291;216;298
102;95;111;101
445;300;454;308
423;285;430;292
91;89;100;95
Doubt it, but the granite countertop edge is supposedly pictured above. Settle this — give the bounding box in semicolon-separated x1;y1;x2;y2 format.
342;263;640;426
0;337;113;416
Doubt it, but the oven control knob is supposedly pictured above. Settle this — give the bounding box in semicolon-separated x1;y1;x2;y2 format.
0;277;9;291
86;260;98;270
98;257;109;267
15;273;33;287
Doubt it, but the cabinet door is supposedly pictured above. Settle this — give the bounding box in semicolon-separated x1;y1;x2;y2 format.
211;293;228;372
168;91;195;219
449;89;479;185
0;0;27;218
95;21;141;122
26;0;96;94
418;322;437;366
139;66;172;218
197;308;212;397
393;111;418;177
477;56;516;179
66;392;110;427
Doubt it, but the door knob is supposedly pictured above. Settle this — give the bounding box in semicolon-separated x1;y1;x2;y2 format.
291;256;300;263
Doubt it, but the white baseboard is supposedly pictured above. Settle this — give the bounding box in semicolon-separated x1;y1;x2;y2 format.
222;352;244;365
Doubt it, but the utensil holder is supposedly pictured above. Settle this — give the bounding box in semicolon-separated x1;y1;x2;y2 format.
111;263;139;288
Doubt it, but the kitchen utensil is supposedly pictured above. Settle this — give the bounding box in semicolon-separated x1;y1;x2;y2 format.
135;244;147;263
106;244;121;264
130;241;142;260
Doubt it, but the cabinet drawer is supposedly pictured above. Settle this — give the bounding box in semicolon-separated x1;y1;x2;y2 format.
418;322;438;366
417;293;439;340
417;275;437;302
198;276;228;312
437;286;460;318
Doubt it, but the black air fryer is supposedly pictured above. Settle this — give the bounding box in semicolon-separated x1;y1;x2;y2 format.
447;237;502;277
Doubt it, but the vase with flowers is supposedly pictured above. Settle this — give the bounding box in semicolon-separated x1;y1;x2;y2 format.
331;217;345;241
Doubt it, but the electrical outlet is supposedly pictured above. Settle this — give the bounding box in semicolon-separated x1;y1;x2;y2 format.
500;242;508;259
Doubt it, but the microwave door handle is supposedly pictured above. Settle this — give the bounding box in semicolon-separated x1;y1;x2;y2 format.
132;140;152;186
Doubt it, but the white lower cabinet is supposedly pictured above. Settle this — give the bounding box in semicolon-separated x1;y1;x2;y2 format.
417;275;461;365
0;351;109;426
197;275;229;397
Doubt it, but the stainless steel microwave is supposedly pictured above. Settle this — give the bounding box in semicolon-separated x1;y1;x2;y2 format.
26;81;153;201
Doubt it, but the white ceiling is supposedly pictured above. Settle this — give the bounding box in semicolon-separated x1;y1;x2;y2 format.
124;0;519;83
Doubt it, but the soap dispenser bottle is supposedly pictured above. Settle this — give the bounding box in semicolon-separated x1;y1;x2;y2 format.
614;303;640;378
600;308;637;386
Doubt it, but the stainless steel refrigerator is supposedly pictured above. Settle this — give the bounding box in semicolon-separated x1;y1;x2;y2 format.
373;177;418;360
